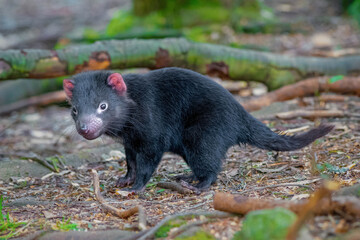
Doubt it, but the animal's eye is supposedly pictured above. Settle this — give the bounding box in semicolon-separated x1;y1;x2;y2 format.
99;102;108;111
72;107;77;115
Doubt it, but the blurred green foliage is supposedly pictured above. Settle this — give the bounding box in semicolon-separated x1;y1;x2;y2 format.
57;0;277;49
107;0;275;43
346;0;360;24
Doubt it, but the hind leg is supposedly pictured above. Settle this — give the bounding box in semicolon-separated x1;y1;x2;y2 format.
183;123;227;191
182;142;224;191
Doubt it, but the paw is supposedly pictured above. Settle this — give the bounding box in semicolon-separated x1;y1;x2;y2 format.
122;186;145;193
115;176;135;188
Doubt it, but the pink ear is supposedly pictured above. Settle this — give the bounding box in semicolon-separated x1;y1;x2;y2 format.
107;73;127;95
63;79;74;99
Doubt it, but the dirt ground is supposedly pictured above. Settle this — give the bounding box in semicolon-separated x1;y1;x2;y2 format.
1;94;359;239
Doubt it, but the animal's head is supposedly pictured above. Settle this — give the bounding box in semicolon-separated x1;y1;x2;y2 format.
63;71;130;140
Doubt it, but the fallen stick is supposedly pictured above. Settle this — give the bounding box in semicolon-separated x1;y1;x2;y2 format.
275;109;345;120
90;169;139;219
317;95;347;102
242;76;360;112
157;181;193;194
0;90;66;115
138;206;147;231
286;181;339;240
238;178;321;194
3;151;59;172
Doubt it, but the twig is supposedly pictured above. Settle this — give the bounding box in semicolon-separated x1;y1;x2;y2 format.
9;220;33;239
187;201;208;210
276;110;345;120
157;181;193;194
3;152;58;172
238;179;322;194
41;170;72;180
138;206;147;231
286;181;339;240
256;165;288;173
0;90;66;115
138;211;234;240
91;169;140;218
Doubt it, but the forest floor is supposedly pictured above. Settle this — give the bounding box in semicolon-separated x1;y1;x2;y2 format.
1;94;359;240
1;0;360;240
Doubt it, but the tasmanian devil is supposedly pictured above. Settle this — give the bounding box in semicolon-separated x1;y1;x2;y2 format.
63;67;333;192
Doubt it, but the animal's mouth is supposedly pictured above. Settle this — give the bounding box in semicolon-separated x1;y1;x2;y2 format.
80;129;103;140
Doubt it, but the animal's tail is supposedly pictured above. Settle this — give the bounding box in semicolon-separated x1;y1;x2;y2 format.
246;117;334;151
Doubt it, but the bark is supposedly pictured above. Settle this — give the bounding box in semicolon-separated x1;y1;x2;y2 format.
2;38;360;89
213;192;360;217
242;76;360;111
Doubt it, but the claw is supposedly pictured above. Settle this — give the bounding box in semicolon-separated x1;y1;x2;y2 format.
115;176;135;188
122;186;145;193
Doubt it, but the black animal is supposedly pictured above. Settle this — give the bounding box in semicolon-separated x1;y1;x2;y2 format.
63;67;333;192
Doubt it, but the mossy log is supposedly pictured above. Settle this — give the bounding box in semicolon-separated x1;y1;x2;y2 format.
1;38;360;90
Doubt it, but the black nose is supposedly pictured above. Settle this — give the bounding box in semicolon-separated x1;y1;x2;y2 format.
80;123;89;134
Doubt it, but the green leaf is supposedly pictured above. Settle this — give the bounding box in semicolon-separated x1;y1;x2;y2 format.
328;75;344;84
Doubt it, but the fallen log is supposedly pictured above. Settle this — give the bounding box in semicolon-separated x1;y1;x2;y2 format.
243;76;360;112
3;38;360;90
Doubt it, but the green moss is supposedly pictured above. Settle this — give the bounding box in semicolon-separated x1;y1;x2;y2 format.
175;229;216;240
155;219;187;238
52;217;78;232
233;208;297;240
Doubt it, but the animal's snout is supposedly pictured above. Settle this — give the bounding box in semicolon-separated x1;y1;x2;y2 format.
76;115;104;140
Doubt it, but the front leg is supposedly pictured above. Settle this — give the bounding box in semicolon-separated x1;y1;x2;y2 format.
124;151;162;192
116;147;137;187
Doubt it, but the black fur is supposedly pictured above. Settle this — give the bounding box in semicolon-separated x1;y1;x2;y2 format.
67;67;334;191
